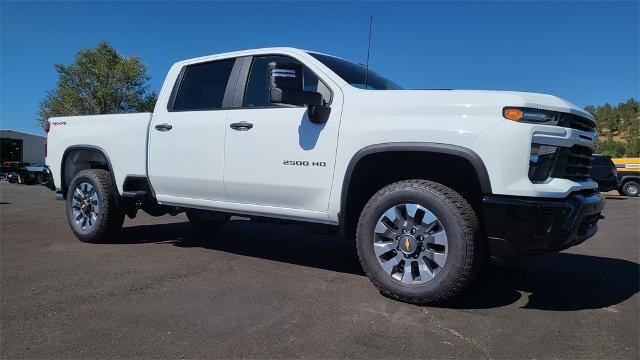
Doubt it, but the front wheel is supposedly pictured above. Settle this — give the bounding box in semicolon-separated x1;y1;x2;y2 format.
619;181;639;197
356;180;482;304
66;169;124;243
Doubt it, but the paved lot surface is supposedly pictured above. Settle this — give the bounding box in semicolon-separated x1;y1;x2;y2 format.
1;182;638;359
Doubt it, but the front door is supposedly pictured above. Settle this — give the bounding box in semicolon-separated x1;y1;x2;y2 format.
224;55;342;216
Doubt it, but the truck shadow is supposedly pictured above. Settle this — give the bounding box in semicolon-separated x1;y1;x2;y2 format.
119;219;365;276
118;220;639;312
448;253;639;311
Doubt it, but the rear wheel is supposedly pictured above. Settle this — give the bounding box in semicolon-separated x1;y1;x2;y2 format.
66;169;124;243
356;180;482;304
620;181;639;197
186;209;230;230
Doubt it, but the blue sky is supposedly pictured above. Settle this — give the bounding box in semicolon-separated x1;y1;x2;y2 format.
1;1;638;135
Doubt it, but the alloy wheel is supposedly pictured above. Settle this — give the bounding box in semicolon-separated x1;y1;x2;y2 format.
71;182;99;231
373;203;448;285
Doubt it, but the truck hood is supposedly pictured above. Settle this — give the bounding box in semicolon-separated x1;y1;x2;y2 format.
353;89;593;120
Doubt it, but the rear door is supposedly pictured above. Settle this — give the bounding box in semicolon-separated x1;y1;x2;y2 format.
223;54;342;217
148;57;240;204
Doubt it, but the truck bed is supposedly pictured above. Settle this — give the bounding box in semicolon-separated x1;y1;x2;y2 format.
46;113;152;193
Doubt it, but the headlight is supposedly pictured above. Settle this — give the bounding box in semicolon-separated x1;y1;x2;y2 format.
503;107;561;126
529;144;560;183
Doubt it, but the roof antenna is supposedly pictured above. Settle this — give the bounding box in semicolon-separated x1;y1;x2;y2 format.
364;15;372;90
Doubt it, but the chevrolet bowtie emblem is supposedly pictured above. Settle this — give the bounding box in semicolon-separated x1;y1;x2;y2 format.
405;238;411;251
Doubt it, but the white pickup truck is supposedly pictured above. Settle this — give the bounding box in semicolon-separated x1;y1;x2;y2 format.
45;47;605;304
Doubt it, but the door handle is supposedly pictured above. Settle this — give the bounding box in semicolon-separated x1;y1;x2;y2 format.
155;123;173;131
230;121;253;131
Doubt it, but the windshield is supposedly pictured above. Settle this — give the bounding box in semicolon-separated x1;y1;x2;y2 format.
308;52;403;90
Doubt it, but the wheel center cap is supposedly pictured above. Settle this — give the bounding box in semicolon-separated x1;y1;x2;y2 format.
398;235;418;255
81;202;91;213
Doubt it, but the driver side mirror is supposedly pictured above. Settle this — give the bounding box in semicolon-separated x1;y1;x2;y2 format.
268;62;331;124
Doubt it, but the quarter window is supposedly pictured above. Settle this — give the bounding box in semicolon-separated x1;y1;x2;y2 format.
172;59;235;111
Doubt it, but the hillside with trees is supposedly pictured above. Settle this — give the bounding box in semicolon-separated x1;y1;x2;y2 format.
585;99;639;157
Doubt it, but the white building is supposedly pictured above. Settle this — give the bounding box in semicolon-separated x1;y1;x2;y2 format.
1;129;46;164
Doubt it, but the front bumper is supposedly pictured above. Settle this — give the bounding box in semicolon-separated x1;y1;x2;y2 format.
483;191;605;257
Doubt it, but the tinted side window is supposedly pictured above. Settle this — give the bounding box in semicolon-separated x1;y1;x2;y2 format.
173;59;235;111
593;157;605;166
243;56;321;108
593;156;611;166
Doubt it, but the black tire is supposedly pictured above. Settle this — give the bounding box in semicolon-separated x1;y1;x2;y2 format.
66;169;125;243
186;209;230;230
356;179;482;305
24;174;36;185
619;181;639;197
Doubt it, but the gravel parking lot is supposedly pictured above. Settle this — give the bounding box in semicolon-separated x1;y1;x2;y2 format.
1;182;638;359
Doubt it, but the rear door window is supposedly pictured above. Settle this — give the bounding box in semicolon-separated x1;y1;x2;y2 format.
172;59;236;111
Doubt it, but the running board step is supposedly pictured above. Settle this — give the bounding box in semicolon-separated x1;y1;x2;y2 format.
121;191;147;200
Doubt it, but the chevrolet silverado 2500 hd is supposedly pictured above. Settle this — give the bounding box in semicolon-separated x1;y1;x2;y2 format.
45;47;605;304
